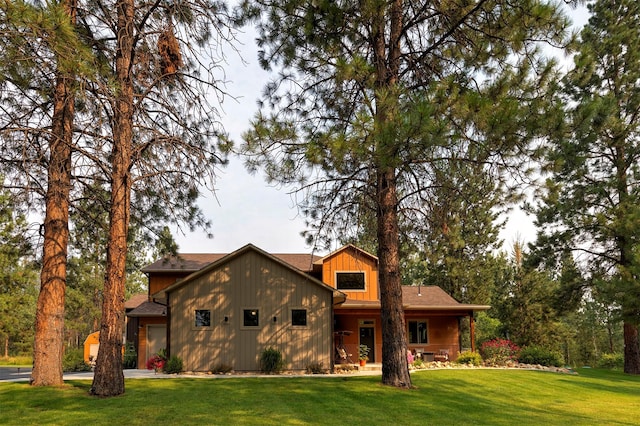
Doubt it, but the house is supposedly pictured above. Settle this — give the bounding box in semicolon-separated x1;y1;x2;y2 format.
126;243;490;371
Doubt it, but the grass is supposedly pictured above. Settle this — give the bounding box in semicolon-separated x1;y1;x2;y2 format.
1;368;639;425
0;356;31;367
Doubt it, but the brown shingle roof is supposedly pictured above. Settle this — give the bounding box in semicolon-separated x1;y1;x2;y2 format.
142;252;321;274
125;293;148;310
337;286;490;311
127;301;167;317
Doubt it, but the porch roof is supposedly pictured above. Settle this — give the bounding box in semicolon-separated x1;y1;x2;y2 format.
126;301;167;317
337;285;490;312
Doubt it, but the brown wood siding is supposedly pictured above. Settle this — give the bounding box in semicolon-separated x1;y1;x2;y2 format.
322;248;378;301
149;272;189;297
136;317;167;368
169;250;333;371
405;313;460;359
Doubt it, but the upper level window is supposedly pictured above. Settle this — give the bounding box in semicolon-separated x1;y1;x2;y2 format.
291;309;307;326
408;320;428;344
195;309;211;327
243;309;259;327
336;272;365;290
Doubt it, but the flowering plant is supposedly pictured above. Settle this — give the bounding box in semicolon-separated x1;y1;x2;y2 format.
480;338;520;366
146;349;167;373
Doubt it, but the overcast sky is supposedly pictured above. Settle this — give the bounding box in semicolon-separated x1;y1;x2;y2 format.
173;5;589;255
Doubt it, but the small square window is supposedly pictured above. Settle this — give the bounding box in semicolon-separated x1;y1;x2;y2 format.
291;309;307;326
243;309;259;327
195;309;211;327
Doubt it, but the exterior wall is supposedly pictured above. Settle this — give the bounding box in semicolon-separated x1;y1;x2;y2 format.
149;272;189;298
333;311;383;363
136;317;167;369
169;250;333;371
405;312;461;360
322;248;379;301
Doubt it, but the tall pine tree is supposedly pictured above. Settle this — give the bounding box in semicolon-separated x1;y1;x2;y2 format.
534;0;640;373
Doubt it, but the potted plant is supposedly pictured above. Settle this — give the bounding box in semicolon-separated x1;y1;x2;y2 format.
359;344;370;366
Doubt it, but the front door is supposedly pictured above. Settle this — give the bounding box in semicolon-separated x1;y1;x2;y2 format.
359;326;375;362
147;324;166;360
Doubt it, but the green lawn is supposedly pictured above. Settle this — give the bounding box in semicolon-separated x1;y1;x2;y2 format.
1;368;639;425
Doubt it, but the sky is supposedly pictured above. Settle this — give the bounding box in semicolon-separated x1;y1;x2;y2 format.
172;5;589;256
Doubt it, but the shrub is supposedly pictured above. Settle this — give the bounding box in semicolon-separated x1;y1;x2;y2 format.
63;348;91;372
123;342;137;369
456;350;483;366
163;355;184;374
518;346;564;367
260;347;285;373
211;363;233;374
306;362;326;374
411;358;424;368
597;353;624;370
146;349;167;372
480;338;520;366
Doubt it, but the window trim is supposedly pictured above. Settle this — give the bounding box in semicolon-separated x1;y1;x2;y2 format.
242;308;260;329
291;308;308;327
407;319;429;345
335;271;366;291
193;309;212;330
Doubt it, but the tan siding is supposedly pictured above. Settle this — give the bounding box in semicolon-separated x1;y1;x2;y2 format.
169;250;333;372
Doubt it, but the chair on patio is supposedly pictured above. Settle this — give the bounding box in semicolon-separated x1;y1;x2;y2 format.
434;349;449;362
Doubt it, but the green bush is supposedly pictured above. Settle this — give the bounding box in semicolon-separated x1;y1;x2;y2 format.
260;347;285;374
163;355;184;374
123;342;137;369
518;345;564;367
412;357;424;368
456;350;483;366
63;348;91;372
597;353;624;370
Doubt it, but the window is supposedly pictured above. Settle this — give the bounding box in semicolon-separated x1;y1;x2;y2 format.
195;309;211;327
336;272;365;290
243;309;259;327
408;320;428;344
291;309;307;326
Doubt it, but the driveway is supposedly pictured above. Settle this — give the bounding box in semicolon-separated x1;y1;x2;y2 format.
0;367;166;383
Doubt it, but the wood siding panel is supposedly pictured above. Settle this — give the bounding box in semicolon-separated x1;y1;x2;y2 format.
322;248;378;301
169;250;333;371
149;272;189;296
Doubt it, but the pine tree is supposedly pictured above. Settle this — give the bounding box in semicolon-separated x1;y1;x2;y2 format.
534;0;640;373
238;0;570;387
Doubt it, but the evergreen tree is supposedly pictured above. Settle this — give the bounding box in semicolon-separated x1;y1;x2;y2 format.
238;0;570;387
0;187;38;357
533;0;640;373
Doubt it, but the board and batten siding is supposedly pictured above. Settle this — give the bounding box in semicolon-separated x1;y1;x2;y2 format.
169;250;333;371
322;247;379;301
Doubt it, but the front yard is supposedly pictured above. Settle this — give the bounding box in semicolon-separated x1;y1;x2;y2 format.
1;368;638;425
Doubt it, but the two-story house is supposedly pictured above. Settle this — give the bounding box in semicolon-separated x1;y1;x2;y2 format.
126;243;489;371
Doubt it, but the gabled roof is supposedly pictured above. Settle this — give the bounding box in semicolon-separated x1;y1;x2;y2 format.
314;244;378;265
127;301;167;317
153;244;345;305
338;285;490;311
124;293;148;310
142;252;321;274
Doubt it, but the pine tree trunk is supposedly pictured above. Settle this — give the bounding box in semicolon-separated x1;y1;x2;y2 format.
30;0;76;387
372;0;411;389
90;0;133;397
377;168;411;388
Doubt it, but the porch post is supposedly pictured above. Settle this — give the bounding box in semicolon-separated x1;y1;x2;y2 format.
470;312;476;352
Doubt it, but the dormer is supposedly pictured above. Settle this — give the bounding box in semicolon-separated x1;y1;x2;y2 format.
316;245;379;301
